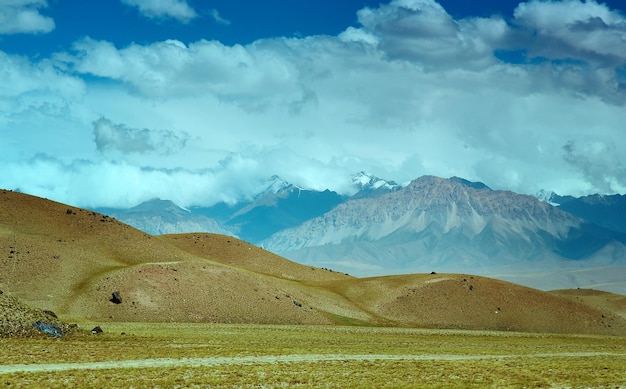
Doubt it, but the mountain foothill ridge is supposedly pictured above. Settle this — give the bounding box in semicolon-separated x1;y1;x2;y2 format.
91;172;626;295
2;187;626;336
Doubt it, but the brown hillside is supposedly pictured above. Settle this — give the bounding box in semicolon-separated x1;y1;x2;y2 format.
160;233;352;282
0;190;203;312
315;273;626;335
0;190;368;325
2;189;625;335
551;289;626;320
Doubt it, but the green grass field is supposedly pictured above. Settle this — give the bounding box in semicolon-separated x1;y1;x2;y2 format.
1;323;625;388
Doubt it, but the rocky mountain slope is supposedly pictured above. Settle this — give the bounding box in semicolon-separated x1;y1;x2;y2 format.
549;193;626;234
215;181;345;242
261;176;626;293
2;189;624;335
108;199;233;236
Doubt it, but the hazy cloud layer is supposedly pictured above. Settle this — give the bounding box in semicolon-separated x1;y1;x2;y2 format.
120;0;198;23
0;0;55;35
93;117;189;155
2;0;626;208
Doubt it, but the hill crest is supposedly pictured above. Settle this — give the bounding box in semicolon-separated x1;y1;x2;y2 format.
1;189;625;336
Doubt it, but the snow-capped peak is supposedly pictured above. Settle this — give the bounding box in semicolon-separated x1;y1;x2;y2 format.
351;171;399;191
535;189;559;206
259;175;305;197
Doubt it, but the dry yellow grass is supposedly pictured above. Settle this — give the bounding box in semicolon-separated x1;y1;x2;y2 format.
1;323;625;388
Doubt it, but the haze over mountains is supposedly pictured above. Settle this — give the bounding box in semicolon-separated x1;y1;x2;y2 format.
98;172;626;294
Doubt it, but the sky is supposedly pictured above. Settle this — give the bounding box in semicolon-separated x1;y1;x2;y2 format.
1;0;626;209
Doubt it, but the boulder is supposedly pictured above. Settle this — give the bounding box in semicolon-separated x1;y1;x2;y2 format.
33;321;63;338
91;326;103;334
110;291;122;304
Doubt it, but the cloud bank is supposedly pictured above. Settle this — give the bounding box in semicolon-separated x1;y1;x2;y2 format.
0;0;55;35
120;0;198;23
2;0;626;208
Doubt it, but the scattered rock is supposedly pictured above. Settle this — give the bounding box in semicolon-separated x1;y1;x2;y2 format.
33;321;63;338
43;310;58;318
110;291;122;304
293;301;302;307
91;326;103;334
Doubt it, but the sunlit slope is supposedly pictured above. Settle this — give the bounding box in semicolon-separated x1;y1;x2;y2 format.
315;273;626;335
0;190;369;324
551;288;626;320
159;233;352;282
0;190;196;310
2;189;626;334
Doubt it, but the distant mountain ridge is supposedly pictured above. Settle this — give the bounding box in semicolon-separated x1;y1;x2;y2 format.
92;173;626;293
108;198;234;236
261;175;623;266
538;191;626;234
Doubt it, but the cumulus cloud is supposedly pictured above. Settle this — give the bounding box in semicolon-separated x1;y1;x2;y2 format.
60;37;306;109
562;140;626;194
0;51;85;149
356;0;509;70
93;117;189;155
4;0;626;209
0;51;84;100
0;0;54;35
120;0;197;23
513;0;626;66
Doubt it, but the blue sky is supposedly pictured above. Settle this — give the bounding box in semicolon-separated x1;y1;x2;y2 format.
2;0;626;208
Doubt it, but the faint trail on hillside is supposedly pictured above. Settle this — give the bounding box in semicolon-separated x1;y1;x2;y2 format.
0;352;622;375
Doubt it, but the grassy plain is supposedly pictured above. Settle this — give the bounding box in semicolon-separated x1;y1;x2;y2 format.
1;323;625;388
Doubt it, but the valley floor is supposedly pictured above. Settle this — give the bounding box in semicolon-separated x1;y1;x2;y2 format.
1;323;625;388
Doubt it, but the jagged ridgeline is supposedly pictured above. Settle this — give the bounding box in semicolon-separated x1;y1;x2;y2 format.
96;174;626;294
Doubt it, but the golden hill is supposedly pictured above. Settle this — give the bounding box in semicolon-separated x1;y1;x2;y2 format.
1;189;625;335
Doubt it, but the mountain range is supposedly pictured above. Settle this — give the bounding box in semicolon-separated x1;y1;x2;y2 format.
2;188;626;336
98;172;626;294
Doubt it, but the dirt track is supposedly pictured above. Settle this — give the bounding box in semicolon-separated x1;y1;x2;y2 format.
0;352;621;375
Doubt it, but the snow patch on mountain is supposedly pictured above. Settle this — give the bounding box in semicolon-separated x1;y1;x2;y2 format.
350;171;401;197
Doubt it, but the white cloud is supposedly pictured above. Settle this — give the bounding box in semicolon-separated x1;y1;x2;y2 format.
1;147;355;209
0;51;87;161
562;139;626;194
0;51;84;100
513;0;626;66
60;37;308;110
93;117;189;155
3;0;626;209
209;9;230;25
0;0;54;35
356;0;509;70
120;0;198;23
